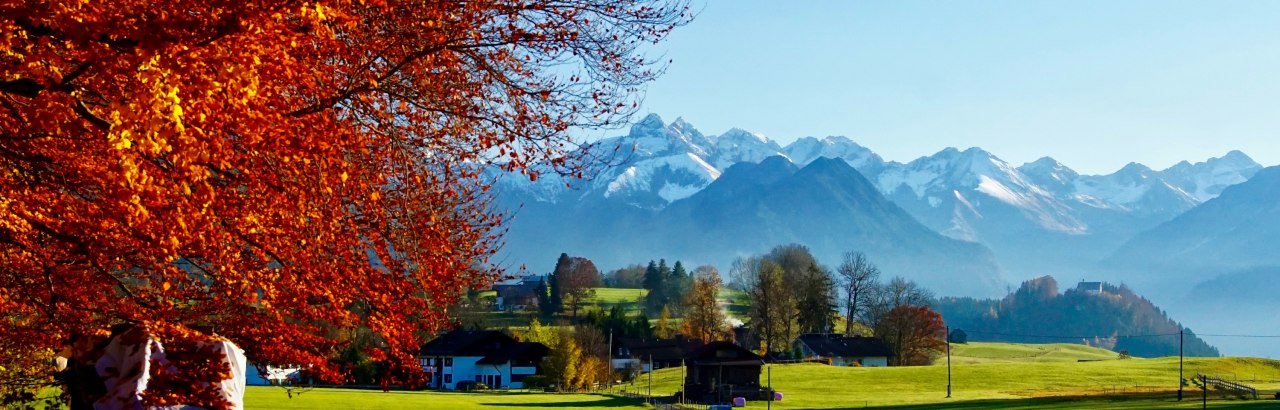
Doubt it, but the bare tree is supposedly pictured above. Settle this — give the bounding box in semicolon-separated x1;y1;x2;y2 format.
837;251;881;336
864;277;934;329
728;255;762;292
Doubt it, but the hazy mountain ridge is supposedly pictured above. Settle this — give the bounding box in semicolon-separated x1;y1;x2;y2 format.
493;114;1265;296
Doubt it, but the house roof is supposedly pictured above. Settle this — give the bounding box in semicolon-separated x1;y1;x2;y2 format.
686;341;764;366
796;333;894;358
420;330;513;357
616;336;703;362
420;330;549;365
476;342;549;365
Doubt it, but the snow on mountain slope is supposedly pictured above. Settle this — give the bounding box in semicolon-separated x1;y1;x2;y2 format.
706;128;786;169
784;136;884;172
602;152;721;203
877;147;1087;236
1158;150;1262;202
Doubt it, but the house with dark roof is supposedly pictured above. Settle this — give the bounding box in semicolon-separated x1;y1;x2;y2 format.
419;330;548;390
613;336;704;372
491;275;544;311
681;341;769;403
793;333;893;367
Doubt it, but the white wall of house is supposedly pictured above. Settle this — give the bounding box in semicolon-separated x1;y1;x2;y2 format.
424;356;539;389
856;356;889;367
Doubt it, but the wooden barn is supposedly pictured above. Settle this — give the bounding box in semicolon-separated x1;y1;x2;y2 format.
681;341;770;403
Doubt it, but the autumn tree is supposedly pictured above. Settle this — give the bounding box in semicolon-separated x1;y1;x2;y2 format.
544;331;582;391
681;265;727;343
837;251;880;336
746;259;797;354
0;0;690;404
874;306;947;366
654;306;677;339
557;256;601;318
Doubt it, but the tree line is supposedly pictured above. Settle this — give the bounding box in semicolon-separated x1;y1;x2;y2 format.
934;276;1220;358
731;245;946;365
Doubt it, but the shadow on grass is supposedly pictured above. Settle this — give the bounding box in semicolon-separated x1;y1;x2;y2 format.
481;394;640;408
847;394;1279;410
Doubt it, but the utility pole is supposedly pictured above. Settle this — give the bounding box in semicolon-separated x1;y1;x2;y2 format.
946;326;952;399
680;358;686;404
1179;329;1184;401
608;331;613;394
1201;374;1206;409
648;354;653;405
767;365;773;410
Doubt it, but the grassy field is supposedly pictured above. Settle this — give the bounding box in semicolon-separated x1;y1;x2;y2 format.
235;344;1280;409
243;388;644;409
948;341;1123;364
639;356;1280;409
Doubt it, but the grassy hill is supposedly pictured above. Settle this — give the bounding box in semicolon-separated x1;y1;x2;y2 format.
948;341;1121;364
636;354;1280;408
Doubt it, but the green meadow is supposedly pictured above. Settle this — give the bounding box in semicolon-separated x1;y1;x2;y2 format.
242;342;1280;409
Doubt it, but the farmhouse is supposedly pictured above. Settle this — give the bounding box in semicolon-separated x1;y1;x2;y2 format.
681;341;769;403
613;335;703;372
419;330;548;390
793;333;893;367
491;275;544;311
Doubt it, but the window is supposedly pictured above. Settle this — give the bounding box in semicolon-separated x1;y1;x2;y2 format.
444;374;452;384
444;357;453;366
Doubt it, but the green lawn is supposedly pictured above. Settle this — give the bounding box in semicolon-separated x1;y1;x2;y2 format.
588;287;647;304
642;357;1280;409
243;388;646;409
948;341;1122;364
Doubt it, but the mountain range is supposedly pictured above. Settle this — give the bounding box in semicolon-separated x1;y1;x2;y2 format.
493;114;1269;299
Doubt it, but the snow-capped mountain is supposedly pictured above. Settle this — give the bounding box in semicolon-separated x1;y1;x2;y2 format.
875;147;1086;241
495;114;1265;280
783;136;885;172
1157;150;1262;203
499;114;787;209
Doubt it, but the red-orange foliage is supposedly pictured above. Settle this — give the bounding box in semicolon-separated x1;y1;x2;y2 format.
876;305;947;366
0;0;690;398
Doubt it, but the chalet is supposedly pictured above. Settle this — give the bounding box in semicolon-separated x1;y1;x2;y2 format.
793;333;893;367
491;276;543;311
681;341;769;403
419;330;548;390
613;336;703;372
1077;281;1103;295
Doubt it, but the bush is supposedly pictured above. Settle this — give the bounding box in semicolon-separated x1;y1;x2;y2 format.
521;375;549;390
456;381;489;391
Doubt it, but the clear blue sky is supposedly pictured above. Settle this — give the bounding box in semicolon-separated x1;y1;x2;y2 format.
635;0;1280;174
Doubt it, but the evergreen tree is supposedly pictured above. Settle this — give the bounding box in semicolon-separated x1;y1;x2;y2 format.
548;271;563;314
643;260;664;314
536;278;553;317
667;261;691;311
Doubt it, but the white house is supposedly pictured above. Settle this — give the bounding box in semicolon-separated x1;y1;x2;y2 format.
793;333;893;367
1077;281;1104;296
419;330;548;390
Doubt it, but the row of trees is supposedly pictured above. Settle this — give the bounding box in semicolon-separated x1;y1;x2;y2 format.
731;245;839;353
734;245;946;365
519;319;613;391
